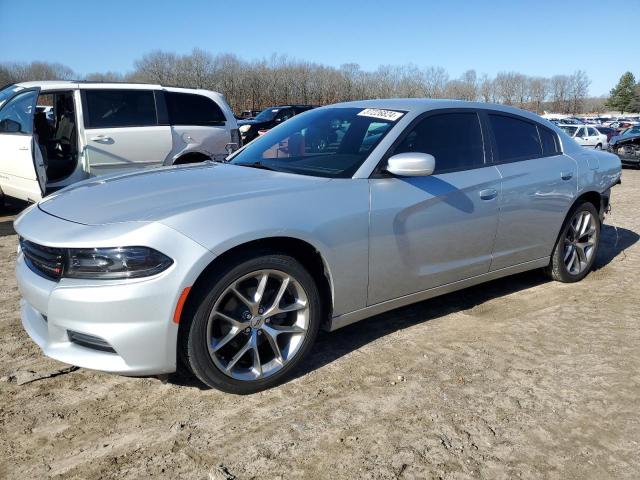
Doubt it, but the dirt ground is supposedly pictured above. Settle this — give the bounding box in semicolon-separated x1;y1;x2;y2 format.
1;170;639;480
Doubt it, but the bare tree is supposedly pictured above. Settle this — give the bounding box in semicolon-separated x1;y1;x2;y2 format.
528;77;548;113
568;70;591;114
2;50;600;116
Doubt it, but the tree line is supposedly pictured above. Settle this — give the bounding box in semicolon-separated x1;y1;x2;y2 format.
0;49;626;114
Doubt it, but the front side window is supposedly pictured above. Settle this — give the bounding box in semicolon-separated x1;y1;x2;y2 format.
165;92;225;125
489;114;542;162
275;109;294;122
0;84;24;108
84;89;157;128
0;89;37;134
394;112;485;173
229;107;399;178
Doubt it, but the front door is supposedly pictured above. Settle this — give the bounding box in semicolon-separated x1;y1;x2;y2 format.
80;88;172;176
368;110;501;305
0;89;46;202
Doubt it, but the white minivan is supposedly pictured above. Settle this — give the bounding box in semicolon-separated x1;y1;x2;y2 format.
0;81;239;205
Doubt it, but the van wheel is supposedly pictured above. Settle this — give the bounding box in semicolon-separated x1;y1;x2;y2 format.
181;253;321;394
546;202;600;283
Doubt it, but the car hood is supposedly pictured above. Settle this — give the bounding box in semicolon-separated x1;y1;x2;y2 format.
611;132;640;144
38;163;330;226
238;119;271;128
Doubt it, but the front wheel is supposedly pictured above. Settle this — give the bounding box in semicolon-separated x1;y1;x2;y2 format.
182;253;321;394
545;202;600;282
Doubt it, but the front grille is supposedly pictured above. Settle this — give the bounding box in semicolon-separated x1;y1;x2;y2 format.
67;330;116;353
19;238;66;281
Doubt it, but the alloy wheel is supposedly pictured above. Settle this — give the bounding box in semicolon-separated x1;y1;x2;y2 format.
206;269;309;380
563;210;597;275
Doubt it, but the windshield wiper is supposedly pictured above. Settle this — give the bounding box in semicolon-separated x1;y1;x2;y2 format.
239;161;278;172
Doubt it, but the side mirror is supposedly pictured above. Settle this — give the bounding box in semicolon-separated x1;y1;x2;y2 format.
386;152;435;177
0;118;21;133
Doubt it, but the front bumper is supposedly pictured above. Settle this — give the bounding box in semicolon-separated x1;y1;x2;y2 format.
14;208;216;376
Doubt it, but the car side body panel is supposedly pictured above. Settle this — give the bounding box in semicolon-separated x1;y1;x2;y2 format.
368;166;502;305
161;177;371;317
490;154;577;270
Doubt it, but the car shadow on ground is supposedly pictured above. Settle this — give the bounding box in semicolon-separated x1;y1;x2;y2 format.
0;220;16;238
169;224;639;391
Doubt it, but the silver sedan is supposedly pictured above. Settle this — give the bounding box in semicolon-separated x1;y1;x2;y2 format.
14;100;621;394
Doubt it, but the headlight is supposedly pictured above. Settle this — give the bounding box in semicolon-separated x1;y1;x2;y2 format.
65;247;173;279
239;124;252;133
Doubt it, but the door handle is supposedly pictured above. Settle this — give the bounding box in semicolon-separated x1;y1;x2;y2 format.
561;171;573;180
479;188;498;200
18;146;29;150
90;135;113;142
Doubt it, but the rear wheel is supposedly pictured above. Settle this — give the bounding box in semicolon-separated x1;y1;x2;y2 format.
182;253;321;394
546;202;600;282
595;143;602;150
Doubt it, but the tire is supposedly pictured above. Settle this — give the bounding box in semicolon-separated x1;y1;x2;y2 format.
181;253;321;394
595;143;602;150
545;201;600;283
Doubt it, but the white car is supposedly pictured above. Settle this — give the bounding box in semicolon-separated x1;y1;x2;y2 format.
558;124;608;150
0;81;239;205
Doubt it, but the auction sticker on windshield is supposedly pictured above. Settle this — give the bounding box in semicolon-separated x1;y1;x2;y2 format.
357;108;405;122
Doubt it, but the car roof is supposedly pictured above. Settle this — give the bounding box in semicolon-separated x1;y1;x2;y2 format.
14;81;227;98
326;98;555;125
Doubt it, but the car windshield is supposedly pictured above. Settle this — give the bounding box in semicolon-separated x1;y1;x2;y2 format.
254;108;281;122
0;84;24;108
560;126;579;137
229;107;402;178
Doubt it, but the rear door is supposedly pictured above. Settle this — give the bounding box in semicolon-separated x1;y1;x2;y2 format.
586;127;602;147
162;91;231;162
0;88;46;202
368;110;501;304
486;113;577;270
80;88;172;176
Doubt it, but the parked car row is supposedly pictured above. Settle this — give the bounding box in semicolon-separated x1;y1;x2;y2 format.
0;81;240;205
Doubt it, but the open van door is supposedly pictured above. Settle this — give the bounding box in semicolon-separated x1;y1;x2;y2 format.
0;88;46;203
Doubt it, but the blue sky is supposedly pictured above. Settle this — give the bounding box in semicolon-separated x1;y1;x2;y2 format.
1;0;638;96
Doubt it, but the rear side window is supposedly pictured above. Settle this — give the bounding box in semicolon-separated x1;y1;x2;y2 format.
84;90;157;128
489;114;542;162
165;92;225;125
538;126;560;156
394;112;485;173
